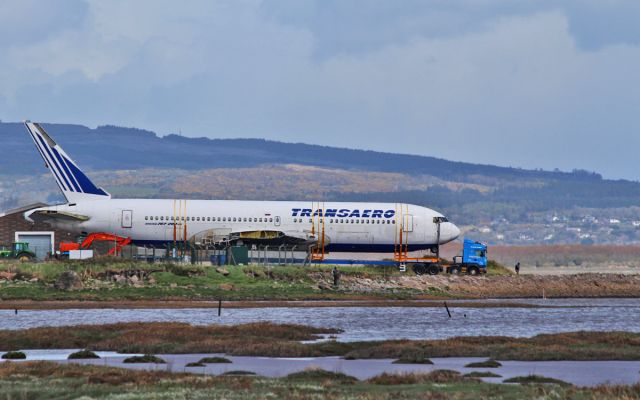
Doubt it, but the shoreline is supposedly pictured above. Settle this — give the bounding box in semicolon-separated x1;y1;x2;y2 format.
1;296;636;310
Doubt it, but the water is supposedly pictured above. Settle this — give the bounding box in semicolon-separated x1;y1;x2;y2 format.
3;349;640;386
2;298;640;341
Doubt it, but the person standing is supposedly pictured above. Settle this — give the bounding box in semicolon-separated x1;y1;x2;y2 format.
332;266;341;287
515;262;521;275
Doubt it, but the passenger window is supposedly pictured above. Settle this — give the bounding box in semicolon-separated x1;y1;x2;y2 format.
144;216;148;220
269;218;273;222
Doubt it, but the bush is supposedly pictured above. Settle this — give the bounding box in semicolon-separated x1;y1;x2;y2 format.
503;375;570;385
1;351;26;360
198;356;232;364
222;370;256;376
123;354;166;364
464;371;502;378
392;355;433;364
464;359;501;368
68;349;100;359
285;369;357;384
368;370;470;385
186;362;205;367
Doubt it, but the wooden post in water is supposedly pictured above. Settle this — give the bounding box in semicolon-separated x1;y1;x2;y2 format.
444;301;451;318
218;299;222;316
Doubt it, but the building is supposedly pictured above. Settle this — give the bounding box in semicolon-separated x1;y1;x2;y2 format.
0;203;76;259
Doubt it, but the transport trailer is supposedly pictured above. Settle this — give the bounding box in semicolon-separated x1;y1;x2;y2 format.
318;239;488;276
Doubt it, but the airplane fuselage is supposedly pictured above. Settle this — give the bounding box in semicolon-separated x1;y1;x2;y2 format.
36;199;460;252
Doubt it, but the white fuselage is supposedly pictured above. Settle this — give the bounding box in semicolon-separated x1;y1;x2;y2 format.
33;199;460;253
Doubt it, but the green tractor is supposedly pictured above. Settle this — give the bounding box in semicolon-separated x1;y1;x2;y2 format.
0;242;36;262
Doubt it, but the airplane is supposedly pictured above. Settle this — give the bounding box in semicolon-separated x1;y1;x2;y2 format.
22;121;460;260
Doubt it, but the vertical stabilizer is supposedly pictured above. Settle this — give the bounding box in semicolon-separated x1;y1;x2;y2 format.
24;121;111;203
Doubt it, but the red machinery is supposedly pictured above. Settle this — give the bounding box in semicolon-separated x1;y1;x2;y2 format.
60;233;132;256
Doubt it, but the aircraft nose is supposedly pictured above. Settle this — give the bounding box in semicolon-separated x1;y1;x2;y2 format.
440;222;461;244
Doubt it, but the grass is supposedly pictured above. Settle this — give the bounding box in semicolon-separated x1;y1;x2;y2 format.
368;370;473;385
185;362;205;367
285;369;358;384
0;361;636;399
464;359;502;368
68;349;100;359
465;371;502;378
503;375;571;386
392;355;433;364
123;354;166;364
1;351;26;359
199;356;232;363
4;322;640;362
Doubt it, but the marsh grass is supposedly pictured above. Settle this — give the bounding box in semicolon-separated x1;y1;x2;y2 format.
285;369;357;384
464;359;502;368
1;351;26;359
464;371;502;378
503;375;571;385
123;354;166;364
199;356;232;363
68;349;100;359
368;370;473;385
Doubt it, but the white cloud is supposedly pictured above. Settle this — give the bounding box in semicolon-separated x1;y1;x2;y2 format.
0;1;639;179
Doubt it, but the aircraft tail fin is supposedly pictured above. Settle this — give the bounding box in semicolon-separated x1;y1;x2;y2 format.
24;121;111;203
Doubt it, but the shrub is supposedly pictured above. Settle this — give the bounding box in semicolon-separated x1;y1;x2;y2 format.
1;351;26;360
285;369;357;384
392;355;433;364
186;362;205;367
199;357;232;364
503;375;570;385
464;359;502;368
123;354;166;364
222;370;256;376
368;370;470;385
68;349;100;359
464;371;502;378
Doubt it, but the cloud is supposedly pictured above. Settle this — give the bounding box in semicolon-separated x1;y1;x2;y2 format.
0;1;639;180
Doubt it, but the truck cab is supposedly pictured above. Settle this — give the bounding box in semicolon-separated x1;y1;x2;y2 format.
448;239;488;275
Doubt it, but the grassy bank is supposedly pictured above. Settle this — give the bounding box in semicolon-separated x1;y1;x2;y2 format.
0;361;638;399
3;322;640;361
2;259;639;302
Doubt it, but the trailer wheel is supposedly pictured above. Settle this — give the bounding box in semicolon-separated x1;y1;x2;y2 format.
413;264;426;275
467;266;479;276
449;266;460;275
428;264;439;275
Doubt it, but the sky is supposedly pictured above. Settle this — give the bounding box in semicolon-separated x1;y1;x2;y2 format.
0;0;639;180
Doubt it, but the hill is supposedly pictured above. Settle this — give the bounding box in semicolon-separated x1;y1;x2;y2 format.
1;122;639;245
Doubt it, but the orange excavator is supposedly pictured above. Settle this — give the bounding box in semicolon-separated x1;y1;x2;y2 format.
59;233;132;256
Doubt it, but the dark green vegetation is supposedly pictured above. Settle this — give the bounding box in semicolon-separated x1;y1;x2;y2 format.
0;260;448;301
6;361;634;400
465;359;502;368
368;370;472;385
504;375;571;386
3;322;640;362
198;356;232;364
185;362;205;367
123;354;166;364
392;355;434;364
68;349;100;359
1;351;26;360
465;371;502;378
285;369;358;384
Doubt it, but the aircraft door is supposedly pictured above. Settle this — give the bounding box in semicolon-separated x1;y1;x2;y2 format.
403;214;414;232
122;210;133;228
274;216;281;226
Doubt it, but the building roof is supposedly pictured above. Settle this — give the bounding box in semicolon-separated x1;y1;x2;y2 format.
0;202;49;218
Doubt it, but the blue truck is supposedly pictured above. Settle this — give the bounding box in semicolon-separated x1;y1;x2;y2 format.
443;239;488;275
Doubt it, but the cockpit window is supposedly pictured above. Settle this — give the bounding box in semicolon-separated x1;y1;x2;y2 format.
433;216;449;223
